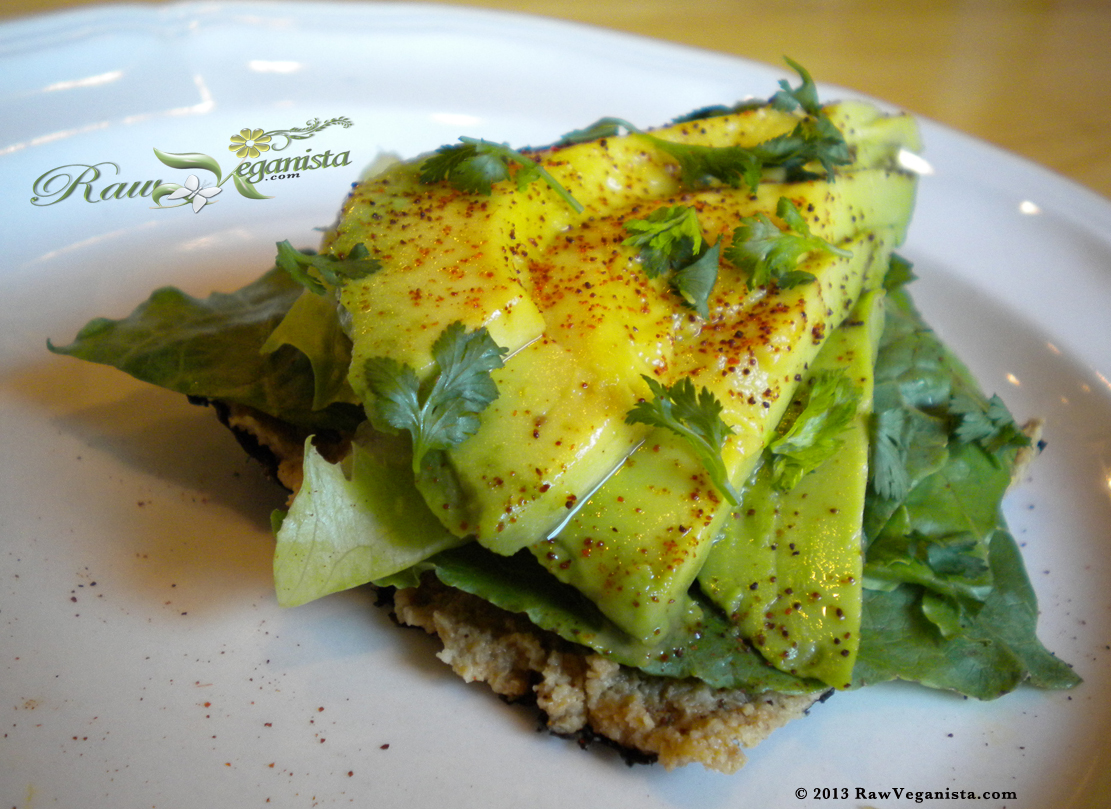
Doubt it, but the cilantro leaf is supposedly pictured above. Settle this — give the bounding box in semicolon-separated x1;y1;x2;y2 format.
758;115;853;181
625;375;740;506
637;57;851;190
622;205;720;318
419;136;584;213
622;205;703;277
567;118;843;192
883;252;918;290
275;240;381;296
869;407;912;502
364;322;508;473
669;101;764;124
671;242;721;320
770;56;822;116
558;59;849;190
766;57;852;178
950;392;1031;455
767;369;862;491
640;134;764;190
725;196;851;290
556;116;636;146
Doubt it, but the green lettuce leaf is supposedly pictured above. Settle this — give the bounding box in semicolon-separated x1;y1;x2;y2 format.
48;268;362;432
863;286;1017;605
851;272;1079;696
259;289;359;411
854;528;1080;696
274;429;469;607
406;543;821;694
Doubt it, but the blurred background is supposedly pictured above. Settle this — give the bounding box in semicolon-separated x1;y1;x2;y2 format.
4;0;1109;200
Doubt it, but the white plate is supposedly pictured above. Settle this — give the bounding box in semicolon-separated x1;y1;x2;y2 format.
2;3;1110;807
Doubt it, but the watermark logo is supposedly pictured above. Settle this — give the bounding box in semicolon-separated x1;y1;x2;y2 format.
30;117;353;211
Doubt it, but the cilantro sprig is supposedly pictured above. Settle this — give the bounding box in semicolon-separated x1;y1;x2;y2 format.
868;407;912;502
556;58;850;192
419;136;584;213
770;56;823;117
725;197;851;290
766;369;862;491
622;205;703;277
622;205;721;318
364;322;508;474
275;240;381;296
625;375;740;506
562;111;849;193
950;392;1031;456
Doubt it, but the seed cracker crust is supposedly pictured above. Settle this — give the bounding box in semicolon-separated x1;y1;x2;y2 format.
211;401;1043;772
391;576;819;773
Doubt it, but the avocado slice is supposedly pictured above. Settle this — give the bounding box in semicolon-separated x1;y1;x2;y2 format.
531;229;897;643
698;288;885;689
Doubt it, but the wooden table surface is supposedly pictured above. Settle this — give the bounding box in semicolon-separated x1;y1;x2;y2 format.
4;0;1110;200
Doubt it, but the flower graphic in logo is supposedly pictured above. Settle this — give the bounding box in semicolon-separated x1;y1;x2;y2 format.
229;128;272;159
151;117;353;213
162;174;222;213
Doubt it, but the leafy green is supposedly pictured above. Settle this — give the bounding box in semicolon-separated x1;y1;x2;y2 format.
637;110;850;190
865;438;1008;603
419;136;584;213
555;59;850;190
622;205;704;277
864;289;954;510
622;205;720;317
274;430;469;607
47;267;362;432
274;240;381;296
364;322;508;474
768;57;853;179
847;269;1079;695
770;56;823;116
554;116;632;147
855;528;1080;696
401;543;821;694
950;392;1031;455
883;252;917;290
625;375;740;506
260;289;359;411
868;407;913;502
670;244;722;319
725;196;851;290
766;369;862;491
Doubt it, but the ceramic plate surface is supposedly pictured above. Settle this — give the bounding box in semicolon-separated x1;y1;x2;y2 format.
2;3;1110;807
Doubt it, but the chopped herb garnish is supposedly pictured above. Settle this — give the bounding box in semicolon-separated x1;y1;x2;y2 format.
868;407;911;502
671;243;721;319
364;322;508;473
556;117;633;146
275;240;381;295
766;369;862;491
637;58;851;189
557;59;850;190
950;392;1031;456
725;196;851;290
770;56;823;116
625;375;740;506
419;136;584;213
883;253;917;290
622;205;704;277
768;57;853;178
622;205;719;318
